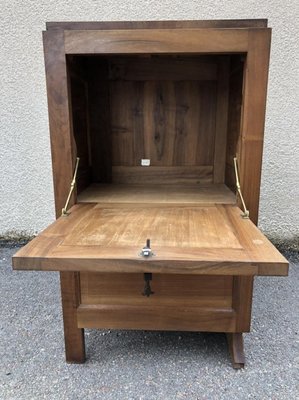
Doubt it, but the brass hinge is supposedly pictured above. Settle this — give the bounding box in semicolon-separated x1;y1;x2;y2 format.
61;157;80;217
233;157;249;219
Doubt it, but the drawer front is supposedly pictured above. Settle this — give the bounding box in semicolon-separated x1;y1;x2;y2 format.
77;273;236;332
80;273;233;308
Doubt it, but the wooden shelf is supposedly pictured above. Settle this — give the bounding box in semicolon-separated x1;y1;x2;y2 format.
77;183;236;206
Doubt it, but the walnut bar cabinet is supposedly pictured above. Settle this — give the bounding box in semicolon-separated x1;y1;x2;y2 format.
13;20;288;368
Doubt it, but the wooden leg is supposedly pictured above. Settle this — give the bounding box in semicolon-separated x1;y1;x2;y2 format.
232;276;254;332
226;333;245;369
60;272;86;363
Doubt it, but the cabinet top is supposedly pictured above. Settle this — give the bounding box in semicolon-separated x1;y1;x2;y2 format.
46;19;268;31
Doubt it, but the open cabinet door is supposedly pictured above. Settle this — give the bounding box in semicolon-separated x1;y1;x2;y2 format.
13;203;288;276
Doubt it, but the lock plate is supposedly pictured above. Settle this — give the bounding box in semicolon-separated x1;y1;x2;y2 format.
139;239;155;258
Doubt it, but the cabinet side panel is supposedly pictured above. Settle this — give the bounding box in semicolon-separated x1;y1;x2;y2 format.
43;31;85;363
230;30;271;336
87;58;112;183
239;29;271;224
43;30;75;216
214;57;230;183
225;55;245;191
67;57;92;193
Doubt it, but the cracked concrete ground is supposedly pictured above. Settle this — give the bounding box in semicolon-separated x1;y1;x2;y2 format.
0;246;298;400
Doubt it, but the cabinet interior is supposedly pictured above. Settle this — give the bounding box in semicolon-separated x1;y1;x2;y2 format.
67;53;245;205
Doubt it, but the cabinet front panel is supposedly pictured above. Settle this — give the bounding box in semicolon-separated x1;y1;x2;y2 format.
80;273;233;308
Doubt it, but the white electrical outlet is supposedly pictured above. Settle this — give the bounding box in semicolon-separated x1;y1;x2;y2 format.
141;159;150;166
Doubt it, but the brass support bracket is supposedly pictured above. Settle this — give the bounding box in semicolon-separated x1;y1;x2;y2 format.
233;157;249;219
61;157;80;217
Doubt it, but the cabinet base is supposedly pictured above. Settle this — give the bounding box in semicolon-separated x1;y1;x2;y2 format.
62;330;246;368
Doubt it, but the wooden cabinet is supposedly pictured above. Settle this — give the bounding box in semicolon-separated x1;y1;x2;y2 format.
13;19;288;368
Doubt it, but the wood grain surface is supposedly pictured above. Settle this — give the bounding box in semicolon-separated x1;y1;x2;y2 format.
43;30;86;364
239;29;272;224
43;30;75;216
77;183;235;205
64;29;249;54
80;273;233;308
110;166;213;185
46;20;268;31
109;79;217;168
214;57;230;183
226;333;245;368
13;203;288;276
60;272;85;363
108;56;218;81
77;304;236;332
62;206;242;249
73;55;224;185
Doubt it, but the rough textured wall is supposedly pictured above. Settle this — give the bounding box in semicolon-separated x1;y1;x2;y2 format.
0;1;298;240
